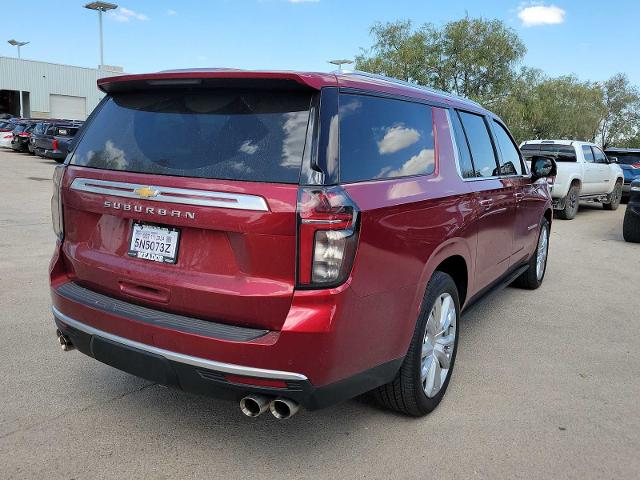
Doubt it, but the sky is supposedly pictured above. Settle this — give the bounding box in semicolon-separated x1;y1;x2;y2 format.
1;0;639;85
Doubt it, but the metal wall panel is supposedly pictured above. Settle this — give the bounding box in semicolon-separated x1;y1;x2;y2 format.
0;56;123;118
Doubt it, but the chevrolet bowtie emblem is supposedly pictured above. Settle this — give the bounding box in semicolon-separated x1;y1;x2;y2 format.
134;186;159;198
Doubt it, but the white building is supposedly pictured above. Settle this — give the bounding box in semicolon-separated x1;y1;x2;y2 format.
0;56;123;120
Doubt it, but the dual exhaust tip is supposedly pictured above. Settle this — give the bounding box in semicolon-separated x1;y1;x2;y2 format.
240;394;299;420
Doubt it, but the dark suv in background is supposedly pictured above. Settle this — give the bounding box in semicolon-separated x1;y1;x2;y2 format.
50;70;555;419
605;148;640;200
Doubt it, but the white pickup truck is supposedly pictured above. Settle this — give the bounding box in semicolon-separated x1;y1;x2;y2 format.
521;140;624;219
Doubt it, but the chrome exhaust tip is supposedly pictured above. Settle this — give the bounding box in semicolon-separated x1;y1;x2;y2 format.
239;394;270;418
269;398;300;420
56;330;74;352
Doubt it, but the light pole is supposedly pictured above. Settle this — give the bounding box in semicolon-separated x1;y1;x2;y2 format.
8;39;29;117
84;2;118;67
328;59;354;73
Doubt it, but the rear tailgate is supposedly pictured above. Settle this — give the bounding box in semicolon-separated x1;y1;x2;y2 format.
60;87;313;331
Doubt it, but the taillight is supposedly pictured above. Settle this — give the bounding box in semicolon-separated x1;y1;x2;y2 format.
18;132;29;137
52;139;59;151
51;165;65;241
632;162;640;169
297;186;359;288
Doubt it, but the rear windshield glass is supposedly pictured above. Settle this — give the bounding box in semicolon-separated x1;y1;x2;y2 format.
609;153;640;165
70;90;312;183
521;143;577;162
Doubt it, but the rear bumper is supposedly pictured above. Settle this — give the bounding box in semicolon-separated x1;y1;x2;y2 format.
52;303;401;410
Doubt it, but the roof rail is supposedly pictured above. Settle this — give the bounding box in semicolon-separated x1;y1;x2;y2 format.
341;70;483;108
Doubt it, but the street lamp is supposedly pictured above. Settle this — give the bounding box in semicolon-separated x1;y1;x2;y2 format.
84;1;118;67
8;39;29;59
7;40;29;117
328;59;354;72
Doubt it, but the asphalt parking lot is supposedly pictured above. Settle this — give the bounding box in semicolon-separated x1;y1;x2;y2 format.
0;148;638;479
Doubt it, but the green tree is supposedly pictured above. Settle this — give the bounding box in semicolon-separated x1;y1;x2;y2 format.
355;18;526;103
597;73;640;148
494;72;605;143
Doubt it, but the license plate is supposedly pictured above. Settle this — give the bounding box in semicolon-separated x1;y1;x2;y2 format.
128;222;180;264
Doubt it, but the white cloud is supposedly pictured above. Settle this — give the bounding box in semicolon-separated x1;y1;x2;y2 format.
167;9;177;16
281;111;309;168
517;3;566;27
377;148;435;179
109;7;149;22
377;125;420;155
239;140;259;155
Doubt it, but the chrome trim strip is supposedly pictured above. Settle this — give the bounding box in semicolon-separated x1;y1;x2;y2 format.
70;178;269;212
52;306;308;381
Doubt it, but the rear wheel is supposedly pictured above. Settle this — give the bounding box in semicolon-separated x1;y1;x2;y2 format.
556;185;580;220
513;218;550;289
603;181;623;210
374;272;459;416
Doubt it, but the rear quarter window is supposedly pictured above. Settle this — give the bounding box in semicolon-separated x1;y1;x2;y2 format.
338;94;435;183
70;90;312;184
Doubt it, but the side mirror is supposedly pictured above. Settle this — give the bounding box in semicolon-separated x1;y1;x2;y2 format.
608;156;619;164
530;155;557;181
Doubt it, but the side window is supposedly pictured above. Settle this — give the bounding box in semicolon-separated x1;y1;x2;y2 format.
492;121;523;175
458;111;499;178
339;94;435;182
592;147;607;164
450;110;476;178
582;145;595;163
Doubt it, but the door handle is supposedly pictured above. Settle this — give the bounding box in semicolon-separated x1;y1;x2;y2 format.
479;199;493;208
515;192;524;201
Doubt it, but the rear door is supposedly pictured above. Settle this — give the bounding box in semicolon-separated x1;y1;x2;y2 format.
61;88;314;331
591;146;613;193
490;120;539;266
456;110;515;290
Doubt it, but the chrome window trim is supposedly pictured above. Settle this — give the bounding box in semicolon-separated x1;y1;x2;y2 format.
446;109;464;180
70;178;269;212
52;306;308;381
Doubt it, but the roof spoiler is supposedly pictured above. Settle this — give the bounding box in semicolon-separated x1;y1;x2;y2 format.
97;71;336;93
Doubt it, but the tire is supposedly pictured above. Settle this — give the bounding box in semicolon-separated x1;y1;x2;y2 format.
513;218;550;289
603;181;623;210
374;272;460;416
623;206;640;243
556;184;580;220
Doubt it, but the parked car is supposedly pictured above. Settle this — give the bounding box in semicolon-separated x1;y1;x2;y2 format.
0;121;17;148
10;121;37;153
521;140;624;219
604;148;640;200
623;180;640;242
33;123;81;161
50;70;555;418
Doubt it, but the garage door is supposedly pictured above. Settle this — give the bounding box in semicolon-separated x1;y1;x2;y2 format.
50;94;87;121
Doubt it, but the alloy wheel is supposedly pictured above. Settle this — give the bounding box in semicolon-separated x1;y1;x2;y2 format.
421;293;457;398
536;225;549;280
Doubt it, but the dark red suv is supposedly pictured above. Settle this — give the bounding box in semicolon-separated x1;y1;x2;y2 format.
50;70;555;419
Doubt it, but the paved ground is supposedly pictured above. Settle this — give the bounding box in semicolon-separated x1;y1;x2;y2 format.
0;148;638;479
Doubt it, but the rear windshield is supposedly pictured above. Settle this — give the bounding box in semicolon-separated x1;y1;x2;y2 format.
14;124;28;133
70;90;312;183
609;153;640;165
521;143;577;162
